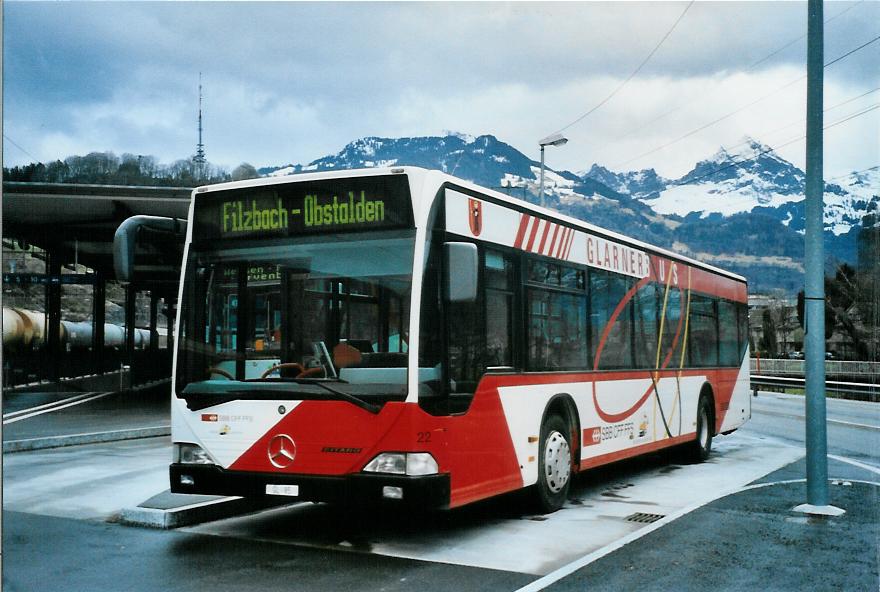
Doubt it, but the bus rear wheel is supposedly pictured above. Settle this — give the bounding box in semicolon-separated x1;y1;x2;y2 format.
533;414;572;514
685;395;713;463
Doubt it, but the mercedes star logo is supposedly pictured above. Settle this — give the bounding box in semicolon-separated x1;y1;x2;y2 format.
267;434;297;469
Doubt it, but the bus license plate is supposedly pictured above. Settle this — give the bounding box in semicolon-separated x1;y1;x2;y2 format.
266;484;299;497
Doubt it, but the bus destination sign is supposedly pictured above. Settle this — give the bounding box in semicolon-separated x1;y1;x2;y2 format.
221;191;387;234
195;175;412;242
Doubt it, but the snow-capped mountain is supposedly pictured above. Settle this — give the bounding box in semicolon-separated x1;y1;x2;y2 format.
262;134;537;189
581;164;670;200
259;133;876;294
585;137;878;238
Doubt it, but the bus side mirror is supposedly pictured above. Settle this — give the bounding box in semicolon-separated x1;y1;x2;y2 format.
444;242;478;303
113;215;187;282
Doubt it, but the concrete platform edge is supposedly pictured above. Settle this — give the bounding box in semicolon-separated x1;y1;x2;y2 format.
3;426;170;453
119;496;293;529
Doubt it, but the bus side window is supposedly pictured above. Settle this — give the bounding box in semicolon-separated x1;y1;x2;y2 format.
590;269;634;370
525;259;587;371
485;250;515;368
688;294;719;367
737;302;750;360
633;281;659;369
718;299;739;367
446;247;483;396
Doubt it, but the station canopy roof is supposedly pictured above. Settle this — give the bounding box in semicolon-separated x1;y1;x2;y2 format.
3;182;192;282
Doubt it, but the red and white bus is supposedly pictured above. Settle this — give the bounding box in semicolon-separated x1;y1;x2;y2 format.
170;166;750;513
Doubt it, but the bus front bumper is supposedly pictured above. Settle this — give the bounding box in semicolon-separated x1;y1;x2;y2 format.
170;463;451;509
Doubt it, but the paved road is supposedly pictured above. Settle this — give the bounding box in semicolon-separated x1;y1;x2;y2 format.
537;474;878;592
3;390;876;591
2;385;169;442
746;391;879;467
3;510;533;592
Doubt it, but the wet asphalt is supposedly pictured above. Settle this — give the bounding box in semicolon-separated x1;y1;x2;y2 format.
2;390;878;591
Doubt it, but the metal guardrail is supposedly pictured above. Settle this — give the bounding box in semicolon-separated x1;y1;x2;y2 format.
750;358;880;380
750;375;879;401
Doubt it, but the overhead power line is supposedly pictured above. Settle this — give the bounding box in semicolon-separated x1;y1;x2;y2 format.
3;134;39;163
709;87;879;158
747;0;865;71
827;164;879;182
552;1;695;136
613;33;880;170
824;34;880;68
670;103;879;187
597;1;870;153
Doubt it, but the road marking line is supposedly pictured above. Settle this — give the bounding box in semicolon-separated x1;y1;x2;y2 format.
828;454;880;475
2;391;115;425
514;469;880;592
2;392;98;419
514;494;741;591
754;408;879;431
733;435;880;475
828;419;880;431
738;477;880;490
758;391;880;409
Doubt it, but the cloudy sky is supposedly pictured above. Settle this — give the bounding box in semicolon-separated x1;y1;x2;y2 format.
4;1;878;178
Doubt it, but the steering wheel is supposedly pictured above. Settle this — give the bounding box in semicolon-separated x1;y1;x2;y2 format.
206;367;235;380
261;362;305;379
260;363;327;380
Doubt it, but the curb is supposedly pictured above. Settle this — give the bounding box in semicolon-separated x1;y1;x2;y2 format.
3;426;171;453
120;494;293;529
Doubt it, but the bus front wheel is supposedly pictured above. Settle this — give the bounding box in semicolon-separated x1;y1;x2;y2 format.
533;414;572;514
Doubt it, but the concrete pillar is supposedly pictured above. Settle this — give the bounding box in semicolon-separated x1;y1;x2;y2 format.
149;290;159;353
93;270;106;374
125;282;137;366
46;250;62;382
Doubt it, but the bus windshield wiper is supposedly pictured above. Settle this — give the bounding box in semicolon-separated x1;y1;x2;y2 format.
305;380;380;414
182;381;379;414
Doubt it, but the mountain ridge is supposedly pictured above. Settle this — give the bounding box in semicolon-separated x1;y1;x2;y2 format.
258;133;878;294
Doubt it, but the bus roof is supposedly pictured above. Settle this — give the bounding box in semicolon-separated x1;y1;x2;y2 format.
193;166;747;284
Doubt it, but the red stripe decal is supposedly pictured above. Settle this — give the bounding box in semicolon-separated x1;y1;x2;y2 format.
547;224;561;256
661;285;686;369
552;228;563;258
525;217;541;252
556;228;570;258
537;221;552;254
513;214;530;248
564;227;576;259
591;276;655;423
580;434;693;470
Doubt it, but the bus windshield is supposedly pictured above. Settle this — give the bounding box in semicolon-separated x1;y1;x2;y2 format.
176;231;415;403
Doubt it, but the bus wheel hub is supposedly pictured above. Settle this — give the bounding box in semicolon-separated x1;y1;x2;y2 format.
544;431;571;493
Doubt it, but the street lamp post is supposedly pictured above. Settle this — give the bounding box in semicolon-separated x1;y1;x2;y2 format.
539;133;568;208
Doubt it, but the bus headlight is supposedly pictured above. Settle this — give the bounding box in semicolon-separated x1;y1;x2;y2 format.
363;452;438;476
174;443;215;465
406;453;439;475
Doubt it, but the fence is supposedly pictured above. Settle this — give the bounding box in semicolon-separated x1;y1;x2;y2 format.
750;358;880;382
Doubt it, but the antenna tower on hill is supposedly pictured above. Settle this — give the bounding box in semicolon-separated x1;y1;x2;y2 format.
193;73;207;169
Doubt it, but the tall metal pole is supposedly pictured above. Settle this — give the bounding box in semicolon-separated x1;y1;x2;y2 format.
539;145;546;208
798;0;840;515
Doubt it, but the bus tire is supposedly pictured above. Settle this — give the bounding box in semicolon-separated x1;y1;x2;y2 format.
533;414;572;514
685;395;713;463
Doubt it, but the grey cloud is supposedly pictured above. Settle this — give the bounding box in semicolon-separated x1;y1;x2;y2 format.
4;1;877;173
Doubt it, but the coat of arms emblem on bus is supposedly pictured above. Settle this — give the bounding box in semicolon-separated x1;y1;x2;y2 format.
468;198;483;236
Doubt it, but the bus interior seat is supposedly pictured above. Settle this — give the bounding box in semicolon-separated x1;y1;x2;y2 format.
358;352;407;368
333;342;362;369
342;339;373;353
